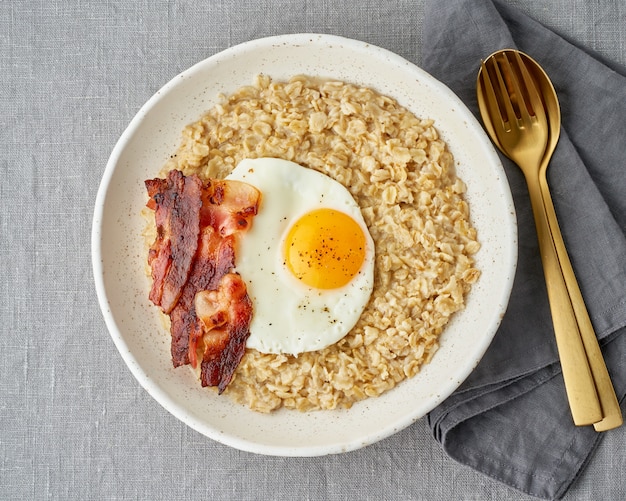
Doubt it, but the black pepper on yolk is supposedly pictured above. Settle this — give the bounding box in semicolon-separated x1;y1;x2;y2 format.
284;208;367;289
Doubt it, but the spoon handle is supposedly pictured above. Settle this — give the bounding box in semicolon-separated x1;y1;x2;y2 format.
525;172;602;425
539;175;623;431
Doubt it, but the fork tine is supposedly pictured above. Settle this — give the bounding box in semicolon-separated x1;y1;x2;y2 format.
491;54;518;130
513;51;547;125
479;60;506;131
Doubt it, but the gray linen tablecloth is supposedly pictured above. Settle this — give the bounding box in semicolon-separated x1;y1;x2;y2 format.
1;1;624;500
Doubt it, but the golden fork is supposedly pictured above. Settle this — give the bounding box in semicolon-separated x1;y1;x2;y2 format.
477;50;602;426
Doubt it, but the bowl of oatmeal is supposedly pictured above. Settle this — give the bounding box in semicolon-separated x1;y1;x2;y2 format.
92;34;517;456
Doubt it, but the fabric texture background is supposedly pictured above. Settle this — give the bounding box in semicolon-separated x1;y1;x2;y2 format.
422;1;626;499
1;1;625;500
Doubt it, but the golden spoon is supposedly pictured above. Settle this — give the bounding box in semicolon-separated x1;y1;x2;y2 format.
477;49;601;426
523;52;622;431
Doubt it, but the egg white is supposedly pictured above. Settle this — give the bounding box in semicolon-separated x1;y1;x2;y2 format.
226;157;375;355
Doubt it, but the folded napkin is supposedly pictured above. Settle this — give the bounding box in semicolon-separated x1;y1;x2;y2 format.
422;1;626;499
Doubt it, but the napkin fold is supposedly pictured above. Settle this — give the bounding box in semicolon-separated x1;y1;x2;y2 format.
422;1;626;499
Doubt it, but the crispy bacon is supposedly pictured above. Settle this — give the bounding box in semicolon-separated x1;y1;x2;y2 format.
200;179;261;236
145;170;202;314
144;169;260;393
170;228;235;367
194;273;253;393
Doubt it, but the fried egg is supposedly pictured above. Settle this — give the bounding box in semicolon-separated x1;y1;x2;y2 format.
226;158;375;355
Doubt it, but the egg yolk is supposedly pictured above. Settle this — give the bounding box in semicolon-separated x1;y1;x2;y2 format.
284;208;367;289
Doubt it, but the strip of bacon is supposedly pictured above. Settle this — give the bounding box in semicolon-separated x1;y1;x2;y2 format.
144;170;260;393
194;273;253;394
170;227;235;367
145;170;202;314
201;179;261;237
171;179;260;369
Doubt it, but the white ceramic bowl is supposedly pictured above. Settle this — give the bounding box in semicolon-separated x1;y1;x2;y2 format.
92;34;517;456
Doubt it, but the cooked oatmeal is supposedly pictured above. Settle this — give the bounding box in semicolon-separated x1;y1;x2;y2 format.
152;74;480;412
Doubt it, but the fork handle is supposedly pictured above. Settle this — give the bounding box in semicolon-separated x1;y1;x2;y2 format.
539;175;623;431
525;174;602;425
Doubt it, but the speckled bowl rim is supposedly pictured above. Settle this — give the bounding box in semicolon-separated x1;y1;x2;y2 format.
92;34;517;456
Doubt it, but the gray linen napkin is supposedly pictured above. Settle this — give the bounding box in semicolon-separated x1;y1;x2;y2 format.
421;0;626;499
